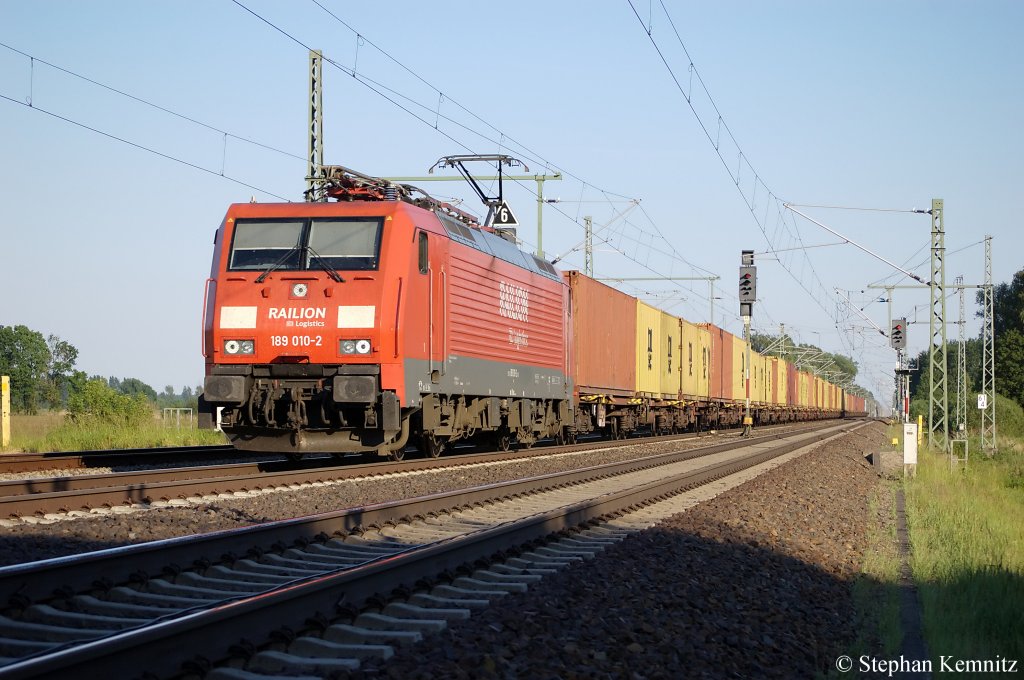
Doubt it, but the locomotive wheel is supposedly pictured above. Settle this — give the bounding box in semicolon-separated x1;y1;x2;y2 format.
389;447;406;462
494;431;512;452
422;435;445;459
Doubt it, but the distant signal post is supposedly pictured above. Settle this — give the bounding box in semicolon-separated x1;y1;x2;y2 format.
739;250;756;437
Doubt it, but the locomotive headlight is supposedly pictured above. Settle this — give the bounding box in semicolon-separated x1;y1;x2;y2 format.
223;339;255;355
291;283;308;298
340;339;372;355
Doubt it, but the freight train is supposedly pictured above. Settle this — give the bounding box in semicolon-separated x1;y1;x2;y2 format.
200;165;866;458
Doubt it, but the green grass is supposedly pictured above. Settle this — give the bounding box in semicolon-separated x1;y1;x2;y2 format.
2;412;226;452
4;413;65;448
905;436;1024;666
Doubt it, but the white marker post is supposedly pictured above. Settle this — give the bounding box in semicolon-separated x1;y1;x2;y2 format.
903;422;918;478
1;376;10;448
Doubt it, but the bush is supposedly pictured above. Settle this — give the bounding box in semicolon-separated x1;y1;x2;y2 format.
992;393;1024;439
66;377;152;427
908;392;1024;440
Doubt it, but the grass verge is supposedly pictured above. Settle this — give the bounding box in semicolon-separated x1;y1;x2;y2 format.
905;437;1024;666
2;413;226;452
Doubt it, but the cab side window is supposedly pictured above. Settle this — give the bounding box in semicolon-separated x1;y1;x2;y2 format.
418;231;429;274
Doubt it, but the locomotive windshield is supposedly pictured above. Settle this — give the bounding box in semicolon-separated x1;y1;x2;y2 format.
229;218;383;272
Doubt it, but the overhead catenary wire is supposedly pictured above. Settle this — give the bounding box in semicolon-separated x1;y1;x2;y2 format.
0;93;291;201
232;0;731;324
0;41;308;165
624;0;837;327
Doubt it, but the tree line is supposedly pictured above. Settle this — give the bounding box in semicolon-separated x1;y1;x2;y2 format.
749;331;870;399
908;267;1024;419
0;325;200;423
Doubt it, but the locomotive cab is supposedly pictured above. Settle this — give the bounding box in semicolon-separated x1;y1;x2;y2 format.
202;198;421;456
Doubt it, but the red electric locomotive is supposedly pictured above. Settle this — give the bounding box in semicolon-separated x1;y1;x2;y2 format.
201;167;573;458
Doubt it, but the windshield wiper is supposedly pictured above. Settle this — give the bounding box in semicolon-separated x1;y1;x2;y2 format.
307;246;345;283
254;245;301;284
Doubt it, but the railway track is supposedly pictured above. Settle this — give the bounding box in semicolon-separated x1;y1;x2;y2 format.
0;422;832;520
0;420;861;679
0;445;239;474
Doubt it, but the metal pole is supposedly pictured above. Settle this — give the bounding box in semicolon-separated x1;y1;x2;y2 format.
743;315;752;436
928;198;949;452
1;376;10;448
307;50;323;202
956;276;966;437
709;278;715;325
981;235;996;454
536;176;544;258
584;216;593;277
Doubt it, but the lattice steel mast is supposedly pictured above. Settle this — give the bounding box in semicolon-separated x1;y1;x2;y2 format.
955;276;966;436
306;50;324;202
981;235;996;453
928;198;948;452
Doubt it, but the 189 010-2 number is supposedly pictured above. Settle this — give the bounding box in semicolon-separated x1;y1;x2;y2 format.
270;335;323;348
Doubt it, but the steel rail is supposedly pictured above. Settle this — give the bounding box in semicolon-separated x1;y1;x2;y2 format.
0;423;825;518
0;445;236;474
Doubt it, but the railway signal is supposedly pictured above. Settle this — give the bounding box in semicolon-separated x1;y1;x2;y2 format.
738;268;756;301
890;318;907;349
739;250;756;318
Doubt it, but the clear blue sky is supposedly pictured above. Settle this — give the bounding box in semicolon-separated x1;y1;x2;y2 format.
2;1;1021;404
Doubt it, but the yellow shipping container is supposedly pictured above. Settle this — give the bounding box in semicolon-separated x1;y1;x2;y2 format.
635;302;664;397
681;319;710;400
774;357;788;406
749;350;762;404
731;331;746;402
660;312;682;398
756;352;770;404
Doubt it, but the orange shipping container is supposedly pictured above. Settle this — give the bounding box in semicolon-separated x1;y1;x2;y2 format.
701;324;733;401
564;271;637;397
